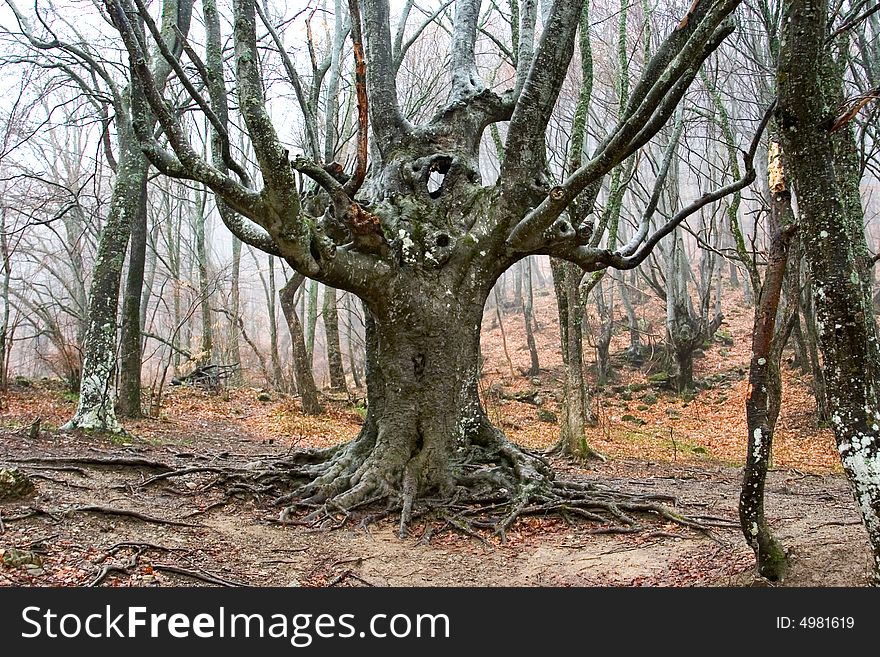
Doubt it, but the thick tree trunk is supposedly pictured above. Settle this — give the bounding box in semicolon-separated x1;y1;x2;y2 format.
279;274;322;415
778;0;880;583
284;278;552;526
117;171;148;418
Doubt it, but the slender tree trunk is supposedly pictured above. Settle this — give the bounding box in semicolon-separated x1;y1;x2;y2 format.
346;293;362;389
117;171;148;418
0;207;11;392
493;285;516;378
324;286;348;390
229;236;242;379
595;277;615;385
800;274;830;421
305;279;319;366
740;141;793;581
550;259;598;458
522;258;540;376
64;140;148;432
268;256;285;389
619;276;642;364
196;186;214;364
280;273;322;415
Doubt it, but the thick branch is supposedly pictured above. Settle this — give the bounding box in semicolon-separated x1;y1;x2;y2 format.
506;5;738;248
362;0;408;153
560;101;774;272
345;0;369;195
501;0;582;180
450;0;484;99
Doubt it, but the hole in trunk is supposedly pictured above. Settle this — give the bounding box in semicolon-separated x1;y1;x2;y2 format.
426;156;453;199
427;170;445;198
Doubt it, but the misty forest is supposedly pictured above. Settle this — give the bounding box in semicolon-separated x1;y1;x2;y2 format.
1;0;880;587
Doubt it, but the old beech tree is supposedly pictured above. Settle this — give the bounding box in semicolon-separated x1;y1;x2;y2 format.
106;0;757;530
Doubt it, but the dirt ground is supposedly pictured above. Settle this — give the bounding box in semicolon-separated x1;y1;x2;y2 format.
0;288;871;587
0;408;871;588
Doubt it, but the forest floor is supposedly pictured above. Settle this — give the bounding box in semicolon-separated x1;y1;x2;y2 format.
0;286;872;587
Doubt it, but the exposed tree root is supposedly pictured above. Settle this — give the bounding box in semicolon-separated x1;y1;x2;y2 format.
11;455;173;470
89;543;245;587
256;429;725;541
10;434;729;544
1;504;198;527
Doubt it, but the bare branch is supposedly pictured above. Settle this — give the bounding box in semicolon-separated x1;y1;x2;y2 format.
255;0;322;160
362;0;409;152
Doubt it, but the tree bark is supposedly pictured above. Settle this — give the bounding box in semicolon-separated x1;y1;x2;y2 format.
522;259;540;376
196;186;214;365
777;0;880;583
549;259;598;458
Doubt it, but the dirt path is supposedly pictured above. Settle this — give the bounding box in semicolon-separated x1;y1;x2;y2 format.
1;425;871;587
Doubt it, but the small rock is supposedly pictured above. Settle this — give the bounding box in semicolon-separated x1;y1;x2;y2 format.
537;409;558;424
530;377;541;386
1;548;43;569
287;579;301;587
25;567;45;577
257;392;272;402
0;467;36;501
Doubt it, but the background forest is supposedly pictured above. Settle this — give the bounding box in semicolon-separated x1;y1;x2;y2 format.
1;0;879;587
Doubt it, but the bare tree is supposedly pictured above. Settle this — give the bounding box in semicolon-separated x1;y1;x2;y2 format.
107;0;758;528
